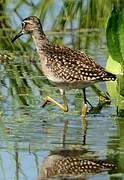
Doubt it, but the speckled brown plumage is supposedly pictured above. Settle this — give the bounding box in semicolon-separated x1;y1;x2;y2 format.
39;154;116;179
42;42;116;83
55;157;115;174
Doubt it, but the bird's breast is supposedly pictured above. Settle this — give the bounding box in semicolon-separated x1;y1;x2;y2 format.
39;54;64;83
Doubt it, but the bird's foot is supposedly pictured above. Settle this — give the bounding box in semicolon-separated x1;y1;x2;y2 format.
42;96;68;112
99;92;111;105
42;96;51;108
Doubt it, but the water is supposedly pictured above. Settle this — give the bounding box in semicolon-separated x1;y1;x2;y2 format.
0;31;124;179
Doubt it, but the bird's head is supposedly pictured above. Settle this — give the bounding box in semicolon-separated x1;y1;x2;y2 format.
12;16;43;42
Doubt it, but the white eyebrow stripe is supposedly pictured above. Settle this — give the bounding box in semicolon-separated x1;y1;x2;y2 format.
23;20;31;24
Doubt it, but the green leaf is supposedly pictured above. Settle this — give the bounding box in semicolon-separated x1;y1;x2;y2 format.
106;7;124;114
106;56;124;112
106;7;124;65
117;75;124;97
106;56;122;74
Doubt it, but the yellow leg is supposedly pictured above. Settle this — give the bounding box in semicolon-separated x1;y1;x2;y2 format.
81;103;88;120
81;103;88;126
42;90;68;112
81;103;88;145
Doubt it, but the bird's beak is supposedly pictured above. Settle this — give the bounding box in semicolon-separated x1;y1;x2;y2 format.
11;31;24;43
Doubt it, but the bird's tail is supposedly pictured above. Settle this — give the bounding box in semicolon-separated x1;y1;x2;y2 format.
101;71;116;81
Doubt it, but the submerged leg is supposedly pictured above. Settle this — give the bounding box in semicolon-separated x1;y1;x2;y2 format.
42;89;68;112
81;88;88;126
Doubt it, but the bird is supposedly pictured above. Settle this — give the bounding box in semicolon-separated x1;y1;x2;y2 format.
12;16;116;118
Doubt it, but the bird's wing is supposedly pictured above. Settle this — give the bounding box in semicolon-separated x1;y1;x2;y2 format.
45;44;115;82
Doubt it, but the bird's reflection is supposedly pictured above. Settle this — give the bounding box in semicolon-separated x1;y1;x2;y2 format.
38;149;116;180
61;118;87;147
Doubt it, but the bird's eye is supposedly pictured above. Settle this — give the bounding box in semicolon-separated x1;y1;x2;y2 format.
22;22;28;27
22;22;25;27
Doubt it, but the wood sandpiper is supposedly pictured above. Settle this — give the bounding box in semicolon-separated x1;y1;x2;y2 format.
12;16;116;119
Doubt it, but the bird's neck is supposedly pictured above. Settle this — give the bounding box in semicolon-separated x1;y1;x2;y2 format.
32;29;49;54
